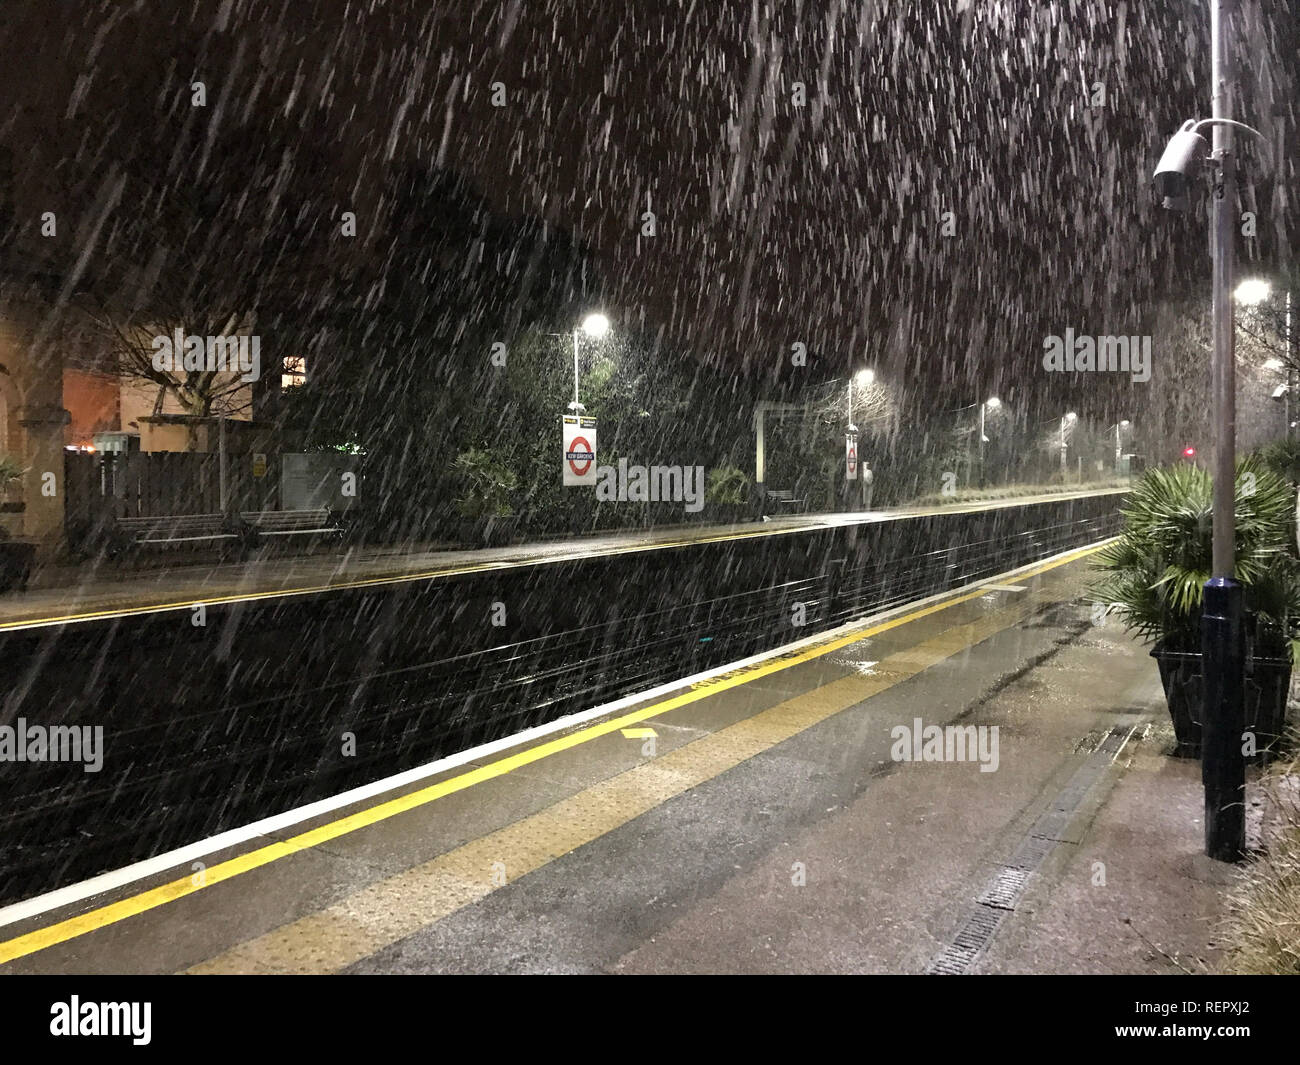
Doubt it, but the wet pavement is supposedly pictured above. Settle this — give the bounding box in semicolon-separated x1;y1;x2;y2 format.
0;541;1236;976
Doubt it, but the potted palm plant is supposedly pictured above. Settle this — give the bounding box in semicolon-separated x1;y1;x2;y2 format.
1092;459;1298;758
452;447;520;547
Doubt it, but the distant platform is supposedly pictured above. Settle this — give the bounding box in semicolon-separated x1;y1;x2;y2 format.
0;487;1126;631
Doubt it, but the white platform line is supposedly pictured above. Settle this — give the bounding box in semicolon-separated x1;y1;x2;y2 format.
0;540;1106;930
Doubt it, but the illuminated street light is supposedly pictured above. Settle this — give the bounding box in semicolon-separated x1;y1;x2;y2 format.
1234;278;1272;305
1059;411;1078;476
1113;419;1132;477
846;369;879;511
976;396;1000;486
846;368;877;431
552;313;614;412
580;313;611;338
1151;3;1274;861
981;396;1001;439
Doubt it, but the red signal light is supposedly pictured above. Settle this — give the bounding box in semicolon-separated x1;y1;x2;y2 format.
1183;446;1196;458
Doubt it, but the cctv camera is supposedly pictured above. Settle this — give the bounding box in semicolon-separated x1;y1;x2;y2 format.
1153;120;1209;211
1272;383;1289;400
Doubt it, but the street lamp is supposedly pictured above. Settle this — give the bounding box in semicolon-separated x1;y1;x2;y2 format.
1059;411;1077;477
846;369;876;510
1150;0;1266;862
847;368;875;431
1235;278;1271;305
580;313;610;338
978;396;1000;487
554;313;612;413
1113;419;1130;477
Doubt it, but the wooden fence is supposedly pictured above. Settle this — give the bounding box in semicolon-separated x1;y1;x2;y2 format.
65;451;282;547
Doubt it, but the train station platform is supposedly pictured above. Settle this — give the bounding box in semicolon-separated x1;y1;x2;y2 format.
0;540;1235;975
0;486;1126;631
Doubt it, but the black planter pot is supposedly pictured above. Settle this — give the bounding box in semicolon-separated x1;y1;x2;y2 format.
1151;641;1291;760
0;539;37;594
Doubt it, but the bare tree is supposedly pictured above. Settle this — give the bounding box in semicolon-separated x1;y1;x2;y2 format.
806;375;896;432
84;298;256;421
1235;269;1300;372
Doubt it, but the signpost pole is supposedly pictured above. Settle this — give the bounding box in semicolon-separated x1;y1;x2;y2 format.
572;331;582;411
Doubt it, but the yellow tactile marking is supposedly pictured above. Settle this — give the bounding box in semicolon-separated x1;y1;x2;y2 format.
0;543;1102;967
189;590;1055;974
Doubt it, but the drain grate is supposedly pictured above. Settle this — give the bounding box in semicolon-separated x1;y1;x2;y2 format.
1006;834;1056;870
1029;809;1075;841
926;906;1006;974
977;867;1030;910
925;723;1138;974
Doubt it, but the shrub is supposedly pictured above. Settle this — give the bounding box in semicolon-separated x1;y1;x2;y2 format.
1091;459;1300;653
1220;734;1300;974
1253;438;1300;486
0;453;23;486
452;448;518;520
706;464;750;505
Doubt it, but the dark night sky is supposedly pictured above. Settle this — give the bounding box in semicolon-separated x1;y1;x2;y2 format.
0;0;1296;424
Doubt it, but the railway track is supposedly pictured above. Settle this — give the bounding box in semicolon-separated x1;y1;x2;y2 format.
0;496;1120;905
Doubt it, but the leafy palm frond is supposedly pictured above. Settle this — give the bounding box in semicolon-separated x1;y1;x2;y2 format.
1090;458;1300;652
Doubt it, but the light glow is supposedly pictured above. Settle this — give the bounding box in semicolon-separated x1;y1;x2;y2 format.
580;313;611;338
1235;278;1272;305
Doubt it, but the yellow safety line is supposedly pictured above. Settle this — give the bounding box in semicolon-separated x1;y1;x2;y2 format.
192;601;1042;974
0;489;1124;631
0;542;1104;965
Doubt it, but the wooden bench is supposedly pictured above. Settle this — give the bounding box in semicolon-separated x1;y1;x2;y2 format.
241;508;345;546
765;489;808;513
113;513;244;552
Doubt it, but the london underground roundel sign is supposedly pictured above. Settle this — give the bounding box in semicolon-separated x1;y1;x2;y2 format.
568;437;593;476
562;415;598;486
